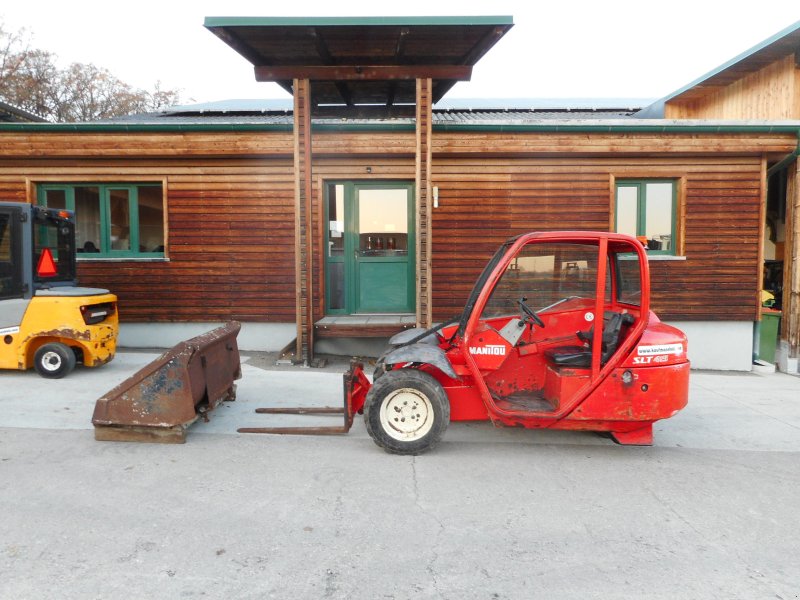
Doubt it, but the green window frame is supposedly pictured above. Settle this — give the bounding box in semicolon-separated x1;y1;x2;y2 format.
614;179;677;256
37;183;165;258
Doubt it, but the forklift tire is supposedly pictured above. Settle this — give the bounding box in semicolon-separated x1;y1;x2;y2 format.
364;369;450;455
33;343;77;379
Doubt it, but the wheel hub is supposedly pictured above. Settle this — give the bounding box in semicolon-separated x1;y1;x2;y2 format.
41;351;63;372
380;388;434;441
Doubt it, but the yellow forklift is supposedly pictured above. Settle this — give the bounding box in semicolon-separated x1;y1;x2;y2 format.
0;201;118;378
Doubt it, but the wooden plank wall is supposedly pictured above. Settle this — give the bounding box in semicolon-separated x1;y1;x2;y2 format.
665;54;799;119
0;158;296;322
1;129;794;329
430;156;767;322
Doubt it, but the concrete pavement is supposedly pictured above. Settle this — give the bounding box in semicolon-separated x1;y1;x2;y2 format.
1;352;799;599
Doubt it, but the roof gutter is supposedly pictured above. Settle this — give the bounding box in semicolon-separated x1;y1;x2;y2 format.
0;121;799;135
767;132;800;178
430;122;800;135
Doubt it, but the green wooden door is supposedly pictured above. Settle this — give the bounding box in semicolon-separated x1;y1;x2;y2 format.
325;182;415;314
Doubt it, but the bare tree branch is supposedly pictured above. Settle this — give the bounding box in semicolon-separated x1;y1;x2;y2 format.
0;19;182;121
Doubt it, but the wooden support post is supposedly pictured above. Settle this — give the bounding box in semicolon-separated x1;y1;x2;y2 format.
756;157;767;320
783;158;800;356
415;77;433;329
293;78;314;363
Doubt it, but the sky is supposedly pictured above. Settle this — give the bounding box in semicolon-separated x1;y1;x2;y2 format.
2;1;800;107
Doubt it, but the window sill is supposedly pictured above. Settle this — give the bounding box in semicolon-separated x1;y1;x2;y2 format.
77;257;169;262
646;254;686;261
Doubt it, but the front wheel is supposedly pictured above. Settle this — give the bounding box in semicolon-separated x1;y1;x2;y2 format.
33;342;77;379
363;369;450;455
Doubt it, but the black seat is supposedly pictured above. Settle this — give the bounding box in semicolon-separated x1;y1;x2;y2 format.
545;312;635;368
544;345;592;368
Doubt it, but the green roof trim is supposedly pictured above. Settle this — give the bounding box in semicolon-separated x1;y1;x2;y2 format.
661;19;800;105
203;16;514;28
639;19;800;117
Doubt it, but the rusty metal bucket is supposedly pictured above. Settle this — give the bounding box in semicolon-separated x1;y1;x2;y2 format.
92;321;242;443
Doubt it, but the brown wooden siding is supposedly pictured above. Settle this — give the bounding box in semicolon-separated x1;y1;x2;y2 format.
0;132;294;158
430;156;765;322
1;129;792;328
665;54;800;119
0;158;297;322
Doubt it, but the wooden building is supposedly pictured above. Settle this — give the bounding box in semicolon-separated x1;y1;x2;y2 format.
1;17;799;371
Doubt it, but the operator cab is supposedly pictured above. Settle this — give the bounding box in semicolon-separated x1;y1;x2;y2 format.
456;234;646;416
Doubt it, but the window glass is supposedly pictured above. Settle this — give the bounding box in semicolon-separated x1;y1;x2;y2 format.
481;242;601;319
326;183;345;310
33;208;75;283
616;186;638;237
615;180;675;254
109;189;131;251
327;183;344;257
137;186;165;252
616;253;642;306
75;186;101;253
38;183;164;257
0;213;10;262
644;183;673;251
45;189;67;210
0;211;22;299
358;188;408;254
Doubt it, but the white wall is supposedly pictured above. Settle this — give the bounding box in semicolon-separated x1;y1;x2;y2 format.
666;321;753;371
119;322;296;352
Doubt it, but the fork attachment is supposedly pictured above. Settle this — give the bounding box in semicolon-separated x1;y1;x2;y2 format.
237;361;372;436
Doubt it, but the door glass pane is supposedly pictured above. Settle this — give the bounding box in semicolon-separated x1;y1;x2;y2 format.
137;186;164;252
327;184;345;310
45;189;67;209
644;183;673;251
358;188;408;254
616;186;638;237
328;262;345;310
109;189;131;251
74;186;101;253
327;184;345;257
616;253;642;306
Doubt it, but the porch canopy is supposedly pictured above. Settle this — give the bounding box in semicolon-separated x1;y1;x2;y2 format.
204;16;513;363
203;16;513;108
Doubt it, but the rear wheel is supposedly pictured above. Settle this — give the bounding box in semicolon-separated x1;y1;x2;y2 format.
364;369;449;455
33;342;76;379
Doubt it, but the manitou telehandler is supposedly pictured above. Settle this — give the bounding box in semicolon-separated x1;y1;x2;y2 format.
243;231;690;454
0;201;118;378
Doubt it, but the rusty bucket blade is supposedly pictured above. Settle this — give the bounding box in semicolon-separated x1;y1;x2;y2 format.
92;321;242;444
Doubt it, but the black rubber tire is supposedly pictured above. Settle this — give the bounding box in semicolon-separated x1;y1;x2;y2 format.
363;369;450;455
33;342;77;379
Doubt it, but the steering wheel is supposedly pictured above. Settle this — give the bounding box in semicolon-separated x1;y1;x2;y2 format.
517;297;545;328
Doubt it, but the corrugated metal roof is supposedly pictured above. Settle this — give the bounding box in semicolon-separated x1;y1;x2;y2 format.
0;99;47;123
95;103;640;126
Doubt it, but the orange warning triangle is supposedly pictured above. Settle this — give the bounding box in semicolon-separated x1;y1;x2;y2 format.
37;248;57;277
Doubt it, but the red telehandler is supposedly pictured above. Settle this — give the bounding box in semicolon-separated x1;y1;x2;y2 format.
242;231;690;454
